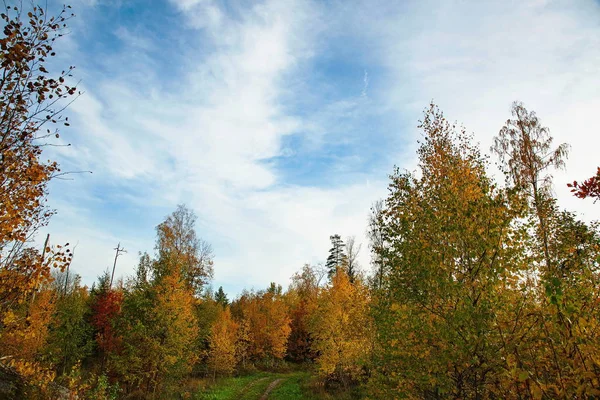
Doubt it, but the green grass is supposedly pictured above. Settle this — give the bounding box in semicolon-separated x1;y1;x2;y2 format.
267;372;309;400
194;372;270;400
195;370;361;400
237;376;274;399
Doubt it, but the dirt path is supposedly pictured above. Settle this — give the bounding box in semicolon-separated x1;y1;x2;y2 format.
259;378;283;400
238;377;268;397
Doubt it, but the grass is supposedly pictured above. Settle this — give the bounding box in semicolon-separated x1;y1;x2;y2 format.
266;371;309;400
194;369;362;400
193;372;270;400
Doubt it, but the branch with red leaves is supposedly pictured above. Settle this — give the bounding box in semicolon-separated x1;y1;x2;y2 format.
568;167;600;202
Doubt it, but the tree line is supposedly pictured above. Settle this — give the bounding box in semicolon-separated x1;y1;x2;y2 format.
1;2;599;399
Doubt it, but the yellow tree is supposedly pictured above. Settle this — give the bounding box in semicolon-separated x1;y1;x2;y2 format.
0;286;55;385
237;285;291;364
235;318;252;370
112;251;199;397
154;205;213;295
0;245;71;394
370;104;522;398
207;307;238;377
0;2;78;308
152;270;199;389
309;269;372;387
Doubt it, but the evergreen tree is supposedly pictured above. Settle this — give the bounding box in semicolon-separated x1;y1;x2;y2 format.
325;235;347;279
215;286;229;307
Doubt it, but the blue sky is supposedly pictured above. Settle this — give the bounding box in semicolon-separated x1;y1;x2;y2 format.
42;0;600;297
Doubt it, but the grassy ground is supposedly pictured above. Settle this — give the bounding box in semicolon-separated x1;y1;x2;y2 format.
194;370;360;400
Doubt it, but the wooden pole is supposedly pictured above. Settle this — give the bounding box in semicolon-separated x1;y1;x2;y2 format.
110;242;126;289
31;234;50;306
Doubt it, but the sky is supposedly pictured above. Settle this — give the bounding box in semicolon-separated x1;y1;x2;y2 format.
40;0;600;297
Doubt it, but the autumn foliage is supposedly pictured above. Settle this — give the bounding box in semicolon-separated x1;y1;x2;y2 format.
0;2;78;395
569;167;600;202
368;103;600;398
1;4;599;397
207;308;238;376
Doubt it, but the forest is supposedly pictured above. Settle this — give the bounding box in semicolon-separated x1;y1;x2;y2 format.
1;2;600;400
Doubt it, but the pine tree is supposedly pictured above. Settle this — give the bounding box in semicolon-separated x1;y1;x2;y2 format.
325;235;347;279
215;286;229;307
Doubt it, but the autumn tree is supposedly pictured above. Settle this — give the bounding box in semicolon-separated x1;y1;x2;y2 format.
309;269;371;387
0;2;78;254
285;264;319;362
0;242;72;395
111;269;199;397
493;101;569;274
370;104;522;398
0;282;56;390
325;234;347;279
151;270;199;390
235;318;252;370
207;307;238;377
90;272;123;372
234;287;291;365
0;3;77;293
153;205;214;295
0;3;78;390
110;210;201;397
494;102;600;398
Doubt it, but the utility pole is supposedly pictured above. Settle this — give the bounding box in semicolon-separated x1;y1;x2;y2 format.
110;242;126;289
63;242;78;296
30;234;51;306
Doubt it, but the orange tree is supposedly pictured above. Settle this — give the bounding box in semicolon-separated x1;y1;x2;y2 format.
0;1;78;390
233;284;291;366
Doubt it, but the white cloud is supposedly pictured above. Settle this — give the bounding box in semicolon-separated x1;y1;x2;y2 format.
364;0;600;220
46;0;600;296
50;0;372;291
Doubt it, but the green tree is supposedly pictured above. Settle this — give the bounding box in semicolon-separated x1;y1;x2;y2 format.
325;234;347;279
215;286;229;307
45;274;94;376
345;236;361;284
370;104;519;398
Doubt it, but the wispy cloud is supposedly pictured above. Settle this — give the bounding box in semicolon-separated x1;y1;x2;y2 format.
45;0;600;295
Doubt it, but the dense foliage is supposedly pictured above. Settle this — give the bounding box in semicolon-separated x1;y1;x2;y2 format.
1;2;598;399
